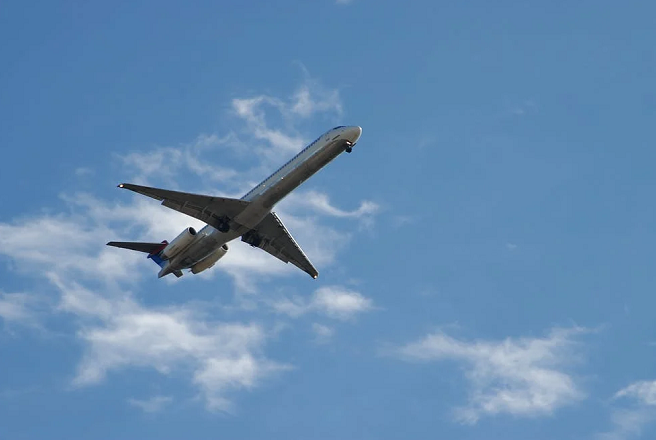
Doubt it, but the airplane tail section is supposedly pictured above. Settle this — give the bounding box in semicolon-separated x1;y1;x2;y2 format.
106;240;184;278
107;241;168;254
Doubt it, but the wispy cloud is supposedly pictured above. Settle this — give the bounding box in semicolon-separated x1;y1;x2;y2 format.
389;326;589;424
128;395;173;413
0;196;182;283
498;100;538;118
311;323;335;344
511;100;537;116
0;197;291;411
390;215;416;228
283;190;379;220
289;82;343;118
0;292;42;327
231;76;343;162
616;382;656;405
231;96;306;156
0;74;375;412
50;275;289;412
74;167;94;177
311;286;374;320
119;133;242;189
107;76;365;290
0;81;367;289
270;286;374;321
598;381;656;440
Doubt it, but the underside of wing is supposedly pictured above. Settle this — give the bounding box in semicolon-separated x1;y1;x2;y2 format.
118;183;250;230
242;212;319;279
106;241;166;254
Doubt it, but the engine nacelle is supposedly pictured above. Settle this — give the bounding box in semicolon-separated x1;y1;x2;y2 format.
191;244;229;274
161;227;197;259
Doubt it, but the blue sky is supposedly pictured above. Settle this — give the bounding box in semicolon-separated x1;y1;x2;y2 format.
1;1;656;439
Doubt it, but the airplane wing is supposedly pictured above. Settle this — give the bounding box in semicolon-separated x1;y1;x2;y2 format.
243;212;319;279
118;183;250;231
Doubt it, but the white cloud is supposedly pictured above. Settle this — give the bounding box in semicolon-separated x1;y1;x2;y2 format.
513;100;537;116
0;292;41;327
598;408;656;440
119;133;242;188
104;76;361;289
0;76;361;291
0;74;375;412
391;326;588;423
500;100;537;118
312;286;374;319
0;196;185;284
311;323;335;344
615;381;656;405
128;395;173;413
390;215;416;228
230;76;343;162
283;190;379;220
598;381;656;440
0;194;292;411
0;188;360;292
290;83;343;118
48;276;288;411
271;286;374;321
231;74;342;124
231;96;306;158
75;167;94;177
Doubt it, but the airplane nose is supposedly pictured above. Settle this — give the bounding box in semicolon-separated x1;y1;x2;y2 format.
346;126;362;144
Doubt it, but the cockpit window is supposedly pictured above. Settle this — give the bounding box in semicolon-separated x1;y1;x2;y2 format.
333;125;346;129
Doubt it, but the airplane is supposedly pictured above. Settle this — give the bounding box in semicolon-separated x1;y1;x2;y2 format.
107;125;363;279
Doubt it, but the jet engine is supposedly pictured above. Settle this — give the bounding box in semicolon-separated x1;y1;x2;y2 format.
161;227;197;259
191;244;229;274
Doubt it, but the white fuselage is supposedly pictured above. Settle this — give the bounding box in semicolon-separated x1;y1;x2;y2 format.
161;125;362;275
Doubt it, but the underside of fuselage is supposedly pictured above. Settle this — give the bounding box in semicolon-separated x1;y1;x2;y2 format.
107;125;362;279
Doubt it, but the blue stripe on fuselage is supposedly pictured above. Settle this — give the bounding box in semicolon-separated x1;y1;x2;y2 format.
241;133;326;201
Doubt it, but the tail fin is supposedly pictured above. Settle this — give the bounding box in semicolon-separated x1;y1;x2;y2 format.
107;240;182;277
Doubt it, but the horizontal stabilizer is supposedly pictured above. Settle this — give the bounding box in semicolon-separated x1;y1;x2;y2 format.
107;241;167;255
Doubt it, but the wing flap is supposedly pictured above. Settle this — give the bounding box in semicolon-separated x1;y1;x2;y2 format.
118;183;250;230
244;212;319;279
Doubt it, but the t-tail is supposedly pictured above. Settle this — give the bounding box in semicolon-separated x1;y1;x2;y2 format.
106;240;184;278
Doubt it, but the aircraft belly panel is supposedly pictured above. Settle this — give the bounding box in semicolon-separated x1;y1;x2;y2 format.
170;234;222;269
257;140;346;208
